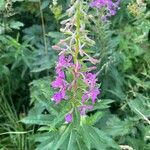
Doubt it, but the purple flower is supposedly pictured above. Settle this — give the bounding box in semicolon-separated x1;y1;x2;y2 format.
90;88;100;103
57;70;65;79
51;77;66;89
56;54;72;71
65;113;72;123
51;2;102;122
79;105;93;115
82;88;100;103
84;73;97;87
51;54;73;104
90;0;120;19
52;90;66;103
82;93;89;102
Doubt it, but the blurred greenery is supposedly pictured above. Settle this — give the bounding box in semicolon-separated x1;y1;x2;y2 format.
0;0;150;150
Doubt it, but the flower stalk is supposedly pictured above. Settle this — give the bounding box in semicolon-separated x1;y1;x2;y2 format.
51;0;100;123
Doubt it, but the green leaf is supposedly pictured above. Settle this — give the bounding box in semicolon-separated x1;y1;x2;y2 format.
94;99;114;110
52;125;71;150
92;126;120;150
9;21;24;30
49;111;66;129
105;116;134;137
47;31;64;39
34;132;55;143
41;0;50;10
128;95;150;121
85;111;104;125
36;139;53;150
0;0;5;11
76;138;85;150
79;126;91;149
31;54;55;72
84;125;106;150
81;125;120;150
21;115;54;125
12;0;24;2
28;0;38;2
73;108;80;127
66;130;77;150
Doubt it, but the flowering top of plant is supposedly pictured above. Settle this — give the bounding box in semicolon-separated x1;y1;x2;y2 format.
90;0;120;20
51;0;100;123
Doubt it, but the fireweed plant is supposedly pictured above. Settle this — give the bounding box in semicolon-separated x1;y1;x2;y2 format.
22;0;121;149
51;0;100;123
51;0;120;123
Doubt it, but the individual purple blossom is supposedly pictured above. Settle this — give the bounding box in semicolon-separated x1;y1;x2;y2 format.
56;54;72;71
51;77;66;89
82;88;100;103
52;91;65;103
79;105;93;115
57;70;65;79
90;88;100;103
84;73;97;88
65;113;73;123
82;93;89;103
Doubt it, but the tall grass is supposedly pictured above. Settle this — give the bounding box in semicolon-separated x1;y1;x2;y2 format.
0;90;34;150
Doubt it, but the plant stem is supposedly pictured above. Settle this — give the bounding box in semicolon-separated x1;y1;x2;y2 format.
72;1;81;106
74;3;81;91
39;0;48;54
74;4;80;63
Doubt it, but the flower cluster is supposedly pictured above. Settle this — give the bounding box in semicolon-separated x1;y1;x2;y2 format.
51;55;100;123
82;73;100;104
90;0;120;20
51;54;72;103
51;0;100;123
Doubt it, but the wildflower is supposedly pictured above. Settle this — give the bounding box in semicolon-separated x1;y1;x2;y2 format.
65;113;73;123
51;77;65;89
52;91;65;103
90;0;120;19
84;73;97;87
57;70;65;79
79;105;93;115
51;54;73;103
82;88;100;103
56;54;72;71
51;0;101;123
90;88;100;103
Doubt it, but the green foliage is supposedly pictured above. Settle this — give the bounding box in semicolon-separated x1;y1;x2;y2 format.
21;75;117;149
90;1;150;150
0;0;150;150
0;0;61;149
0;91;34;150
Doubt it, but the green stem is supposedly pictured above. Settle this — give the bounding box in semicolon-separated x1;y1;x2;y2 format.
74;4;80;63
72;1;81;106
39;0;48;54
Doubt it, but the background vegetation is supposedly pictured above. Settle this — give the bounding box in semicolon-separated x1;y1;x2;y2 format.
0;0;150;150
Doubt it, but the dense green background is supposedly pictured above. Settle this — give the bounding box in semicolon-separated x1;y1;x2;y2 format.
0;0;150;150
